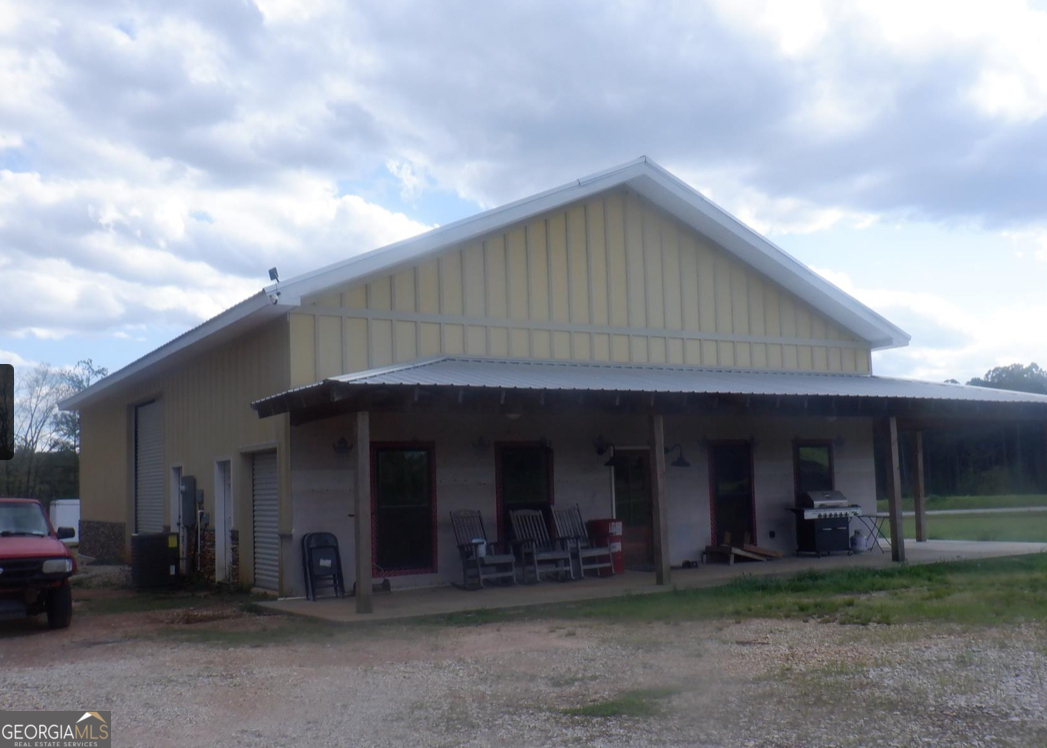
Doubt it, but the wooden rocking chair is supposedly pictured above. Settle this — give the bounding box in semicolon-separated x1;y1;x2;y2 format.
552;504;614;578
449;510;517;590
509;509;573;583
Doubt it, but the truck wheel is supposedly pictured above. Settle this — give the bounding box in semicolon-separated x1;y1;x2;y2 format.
46;582;73;629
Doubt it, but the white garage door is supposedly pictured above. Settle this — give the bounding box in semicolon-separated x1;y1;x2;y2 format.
134;400;164;533
252;451;280;591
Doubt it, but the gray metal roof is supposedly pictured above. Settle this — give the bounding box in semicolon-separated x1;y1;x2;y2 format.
254;356;1047;409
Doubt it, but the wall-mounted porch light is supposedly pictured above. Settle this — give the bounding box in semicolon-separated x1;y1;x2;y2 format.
591;435;620;466
664;443;691;468
332;437;354;455
593;435;620;466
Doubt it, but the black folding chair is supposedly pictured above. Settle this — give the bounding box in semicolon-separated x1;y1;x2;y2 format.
302;532;346;601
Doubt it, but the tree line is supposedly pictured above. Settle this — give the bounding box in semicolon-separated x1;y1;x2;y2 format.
876;363;1047;499
0;360;107;503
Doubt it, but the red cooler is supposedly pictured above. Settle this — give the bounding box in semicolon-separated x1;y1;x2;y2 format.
586;519;624;575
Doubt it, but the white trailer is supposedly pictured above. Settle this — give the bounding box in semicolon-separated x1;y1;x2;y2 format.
49;499;80;545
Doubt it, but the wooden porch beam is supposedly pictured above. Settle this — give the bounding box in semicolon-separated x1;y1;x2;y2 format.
354;410;373;614
885;416;906;563
913;430;927;542
649;413;671;586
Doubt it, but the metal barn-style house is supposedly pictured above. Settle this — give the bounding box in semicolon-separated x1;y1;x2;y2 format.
60;158;1047;612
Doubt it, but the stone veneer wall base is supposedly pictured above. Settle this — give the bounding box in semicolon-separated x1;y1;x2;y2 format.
79;519;126;564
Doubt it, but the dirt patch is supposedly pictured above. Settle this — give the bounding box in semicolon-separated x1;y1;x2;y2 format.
1;600;1045;747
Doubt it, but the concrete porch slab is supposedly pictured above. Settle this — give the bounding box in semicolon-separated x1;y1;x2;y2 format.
259;540;1047;624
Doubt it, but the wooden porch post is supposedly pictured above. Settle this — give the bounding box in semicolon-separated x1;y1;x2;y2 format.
649;413;671;586
354;411;372;614
913;430;928;542
885;416;906;563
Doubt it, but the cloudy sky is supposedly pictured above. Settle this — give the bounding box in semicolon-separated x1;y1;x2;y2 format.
1;0;1045;383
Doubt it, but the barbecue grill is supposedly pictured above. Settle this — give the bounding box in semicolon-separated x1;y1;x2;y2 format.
788;490;861;556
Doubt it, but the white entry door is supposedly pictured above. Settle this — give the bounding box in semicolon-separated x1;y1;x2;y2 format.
214;460;233;582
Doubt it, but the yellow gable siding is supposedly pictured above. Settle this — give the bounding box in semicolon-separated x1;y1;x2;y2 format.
291;190;872;387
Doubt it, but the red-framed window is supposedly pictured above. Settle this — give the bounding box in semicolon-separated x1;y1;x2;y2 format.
494;442;554;543
371;442;438;576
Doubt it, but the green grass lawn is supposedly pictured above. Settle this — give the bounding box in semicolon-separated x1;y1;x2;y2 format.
876;493;1047;513
437;553;1047;629
131;554;1047;648
883;511;1047;543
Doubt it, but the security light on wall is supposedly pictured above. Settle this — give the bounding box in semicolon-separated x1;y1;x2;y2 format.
664;443;691;468
332;437;354;455
593;436;619;466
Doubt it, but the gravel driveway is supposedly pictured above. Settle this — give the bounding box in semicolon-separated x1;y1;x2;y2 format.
1;595;1045;748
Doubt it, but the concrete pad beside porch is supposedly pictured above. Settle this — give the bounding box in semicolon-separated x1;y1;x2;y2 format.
259;539;1047;624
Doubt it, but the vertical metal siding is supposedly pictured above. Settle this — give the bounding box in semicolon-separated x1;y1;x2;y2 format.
252;451;280;591
290;190;875;384
134;400;164;533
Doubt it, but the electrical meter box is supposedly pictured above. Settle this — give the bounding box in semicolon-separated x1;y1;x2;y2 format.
180;475;197;528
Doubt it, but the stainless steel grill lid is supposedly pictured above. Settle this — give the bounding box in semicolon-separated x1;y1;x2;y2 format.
799;490;851;508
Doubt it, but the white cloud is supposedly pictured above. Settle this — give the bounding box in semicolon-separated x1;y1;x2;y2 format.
676;165;880;236
2;0;1047;374
1003;229;1047;263
0;348;36;368
816;267;1047;382
0;169;429;339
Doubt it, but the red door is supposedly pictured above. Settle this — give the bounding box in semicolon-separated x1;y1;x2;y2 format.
613;451;653;569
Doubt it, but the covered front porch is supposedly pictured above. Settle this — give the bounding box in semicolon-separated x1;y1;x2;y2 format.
252;357;1047;613
260;538;1047;623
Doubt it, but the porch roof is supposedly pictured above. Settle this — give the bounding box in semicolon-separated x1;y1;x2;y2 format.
252;356;1047;419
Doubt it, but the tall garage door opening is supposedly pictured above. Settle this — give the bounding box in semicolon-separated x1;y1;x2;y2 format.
134;400;164;533
252;451;280;592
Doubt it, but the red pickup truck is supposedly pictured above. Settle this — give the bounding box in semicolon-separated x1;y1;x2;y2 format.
0;498;77;629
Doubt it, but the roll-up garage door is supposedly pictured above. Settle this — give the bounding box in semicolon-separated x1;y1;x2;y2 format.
134;400;164;533
252;451;280;591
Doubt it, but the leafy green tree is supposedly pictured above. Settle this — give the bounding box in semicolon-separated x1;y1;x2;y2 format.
967;363;1047;395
